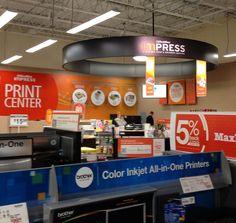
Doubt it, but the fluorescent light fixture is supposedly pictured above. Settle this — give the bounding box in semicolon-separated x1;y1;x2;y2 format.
142;84;167;98
0;10;18;29
26;39;57;53
67;10;120;34
1;55;22;64
224;53;236;58
133;56;147;62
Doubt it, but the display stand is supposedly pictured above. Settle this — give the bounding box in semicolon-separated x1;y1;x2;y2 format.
43;152;231;223
0;152;232;223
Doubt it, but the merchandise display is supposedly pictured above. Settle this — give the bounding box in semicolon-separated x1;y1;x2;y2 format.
0;151;231;222
45;192;154;223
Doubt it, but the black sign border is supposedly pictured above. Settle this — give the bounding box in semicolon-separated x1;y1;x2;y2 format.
63;36;218;77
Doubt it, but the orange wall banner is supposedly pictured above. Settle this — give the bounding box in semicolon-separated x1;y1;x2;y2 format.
196;60;207;97
168;80;186;104
0;70;137;120
145;56;155;96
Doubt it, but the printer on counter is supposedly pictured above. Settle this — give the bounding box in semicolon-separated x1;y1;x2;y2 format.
0;131;70;171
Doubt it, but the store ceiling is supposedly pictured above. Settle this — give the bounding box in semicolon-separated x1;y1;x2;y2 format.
0;0;236;42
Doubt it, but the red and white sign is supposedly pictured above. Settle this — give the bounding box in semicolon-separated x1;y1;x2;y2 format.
118;138;153;157
170;112;236;159
52;110;80;131
118;138;164;158
0;70;58;120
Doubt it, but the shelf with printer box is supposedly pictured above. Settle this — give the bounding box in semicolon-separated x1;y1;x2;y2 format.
113;116;168;159
79;115;170;161
79;119;114;162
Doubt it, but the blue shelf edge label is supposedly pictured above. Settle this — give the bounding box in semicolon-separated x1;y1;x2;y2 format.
56;152;221;195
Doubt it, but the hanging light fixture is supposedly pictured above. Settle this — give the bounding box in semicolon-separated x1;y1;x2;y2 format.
26;0;57;53
223;14;236;58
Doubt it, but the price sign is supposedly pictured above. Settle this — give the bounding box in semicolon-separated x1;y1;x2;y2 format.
9;114;28;127
52;110;80;131
180;175;213;193
0;202;29;223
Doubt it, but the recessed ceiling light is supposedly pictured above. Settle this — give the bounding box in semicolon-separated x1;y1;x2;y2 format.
67;10;120;34
1;55;22;64
25;39;58;53
0;10;18;29
133;56;147;62
224;53;236;58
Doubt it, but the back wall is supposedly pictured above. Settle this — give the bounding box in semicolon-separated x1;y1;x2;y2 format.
137;62;236;122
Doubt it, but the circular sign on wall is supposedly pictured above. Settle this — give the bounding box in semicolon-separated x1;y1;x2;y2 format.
169;82;184;103
75;167;94;188
72;89;87;104
108;91;121;106
124;92;136;107
91;90;105;106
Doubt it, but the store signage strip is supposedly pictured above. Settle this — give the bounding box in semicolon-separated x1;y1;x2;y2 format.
55;152;221;195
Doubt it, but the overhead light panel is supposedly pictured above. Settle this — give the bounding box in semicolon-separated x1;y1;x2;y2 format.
67;10;120;34
133;56;147;62
223;53;236;58
0;10;18;29
1;55;22;64
26;39;58;53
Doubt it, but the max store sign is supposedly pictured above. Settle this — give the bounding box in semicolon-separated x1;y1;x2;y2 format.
170;112;236;159
0;70;58;120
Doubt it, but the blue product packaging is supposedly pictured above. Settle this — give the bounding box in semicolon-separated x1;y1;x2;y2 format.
164;200;185;223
